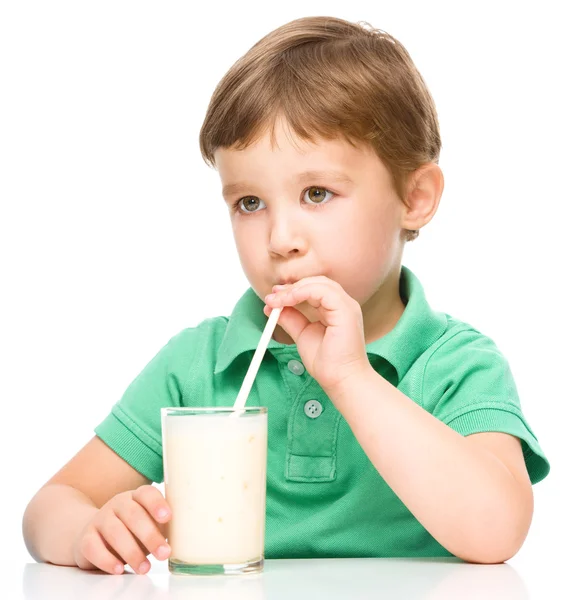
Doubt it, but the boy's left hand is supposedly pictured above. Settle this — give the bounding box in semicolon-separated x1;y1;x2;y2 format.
263;276;372;396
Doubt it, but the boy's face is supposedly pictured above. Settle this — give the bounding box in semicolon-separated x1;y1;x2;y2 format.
214;117;408;336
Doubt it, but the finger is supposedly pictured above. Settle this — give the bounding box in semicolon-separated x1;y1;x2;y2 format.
131;485;172;554
132;485;172;525
115;498;172;562
269;283;341;314
263;300;307;335
158;519;169;539
106;524;158;559
274;305;316;342
100;513;154;574
274;275;341;291
78;528;127;575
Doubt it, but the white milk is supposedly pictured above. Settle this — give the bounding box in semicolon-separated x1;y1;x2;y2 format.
162;411;267;564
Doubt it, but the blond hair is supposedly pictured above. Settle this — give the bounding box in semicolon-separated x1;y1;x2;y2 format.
199;16;442;242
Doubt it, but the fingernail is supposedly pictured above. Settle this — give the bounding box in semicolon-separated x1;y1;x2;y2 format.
158;508;169;518
265;293;276;300
156;544;171;559
114;564;124;574
139;560;150;574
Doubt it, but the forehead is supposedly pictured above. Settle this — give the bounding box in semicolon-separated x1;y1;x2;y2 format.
214;120;375;178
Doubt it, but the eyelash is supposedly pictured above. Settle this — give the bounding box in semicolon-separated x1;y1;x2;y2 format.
231;186;336;215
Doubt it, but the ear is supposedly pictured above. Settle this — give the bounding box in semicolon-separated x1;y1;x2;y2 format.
400;163;444;231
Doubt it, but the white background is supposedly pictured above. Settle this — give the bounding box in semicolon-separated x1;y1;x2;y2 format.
1;0;575;596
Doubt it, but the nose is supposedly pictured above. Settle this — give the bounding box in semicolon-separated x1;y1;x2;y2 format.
268;210;308;258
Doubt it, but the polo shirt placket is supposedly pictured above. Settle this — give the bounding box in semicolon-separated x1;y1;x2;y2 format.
272;351;341;482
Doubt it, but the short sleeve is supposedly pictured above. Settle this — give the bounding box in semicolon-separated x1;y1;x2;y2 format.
423;329;550;485
94;328;194;483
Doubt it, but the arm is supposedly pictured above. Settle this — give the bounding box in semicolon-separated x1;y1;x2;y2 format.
23;484;99;565
327;367;534;564
22;436;151;566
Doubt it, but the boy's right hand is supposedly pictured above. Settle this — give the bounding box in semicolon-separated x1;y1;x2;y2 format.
72;485;172;575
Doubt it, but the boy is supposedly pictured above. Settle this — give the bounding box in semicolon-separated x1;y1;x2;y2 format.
22;15;550;575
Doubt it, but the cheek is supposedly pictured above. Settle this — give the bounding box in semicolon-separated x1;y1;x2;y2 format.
233;226;256;254
333;213;397;281
340;211;392;252
233;232;268;280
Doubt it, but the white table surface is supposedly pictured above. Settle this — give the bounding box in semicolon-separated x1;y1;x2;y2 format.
6;553;571;600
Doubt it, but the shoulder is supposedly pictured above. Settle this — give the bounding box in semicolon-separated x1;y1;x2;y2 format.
421;314;518;412
165;316;230;356
425;314;508;371
135;317;231;383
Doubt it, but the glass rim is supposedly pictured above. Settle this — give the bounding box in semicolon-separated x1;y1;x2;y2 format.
161;406;267;416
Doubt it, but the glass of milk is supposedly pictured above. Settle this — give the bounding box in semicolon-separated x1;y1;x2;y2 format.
161;407;268;575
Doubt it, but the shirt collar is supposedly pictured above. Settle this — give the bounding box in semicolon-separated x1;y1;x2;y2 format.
214;265;447;382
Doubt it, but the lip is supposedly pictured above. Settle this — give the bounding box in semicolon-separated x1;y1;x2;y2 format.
276;277;299;285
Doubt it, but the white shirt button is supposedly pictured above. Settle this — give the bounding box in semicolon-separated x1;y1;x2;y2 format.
304;400;323;419
287;359;305;375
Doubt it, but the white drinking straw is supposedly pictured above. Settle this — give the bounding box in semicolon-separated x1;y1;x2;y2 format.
232;306;283;412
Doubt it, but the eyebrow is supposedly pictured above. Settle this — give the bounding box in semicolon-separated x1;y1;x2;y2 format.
221;170;354;199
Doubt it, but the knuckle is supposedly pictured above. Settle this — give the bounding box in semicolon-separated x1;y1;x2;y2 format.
133;484;158;507
109;491;130;511
130;486;145;502
124;502;143;523
101;517;124;549
117;489;134;502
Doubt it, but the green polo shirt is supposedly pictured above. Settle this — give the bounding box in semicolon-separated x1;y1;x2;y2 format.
95;265;550;558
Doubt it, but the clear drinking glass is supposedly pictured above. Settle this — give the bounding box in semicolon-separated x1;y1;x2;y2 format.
161;407;268;575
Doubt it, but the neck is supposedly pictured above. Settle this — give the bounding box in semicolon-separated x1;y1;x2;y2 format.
362;269;406;345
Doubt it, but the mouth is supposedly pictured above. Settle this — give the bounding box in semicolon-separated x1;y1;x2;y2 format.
276;278;299;286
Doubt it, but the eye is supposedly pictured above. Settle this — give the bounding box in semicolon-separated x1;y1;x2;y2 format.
305;187;334;205
232;186;335;215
